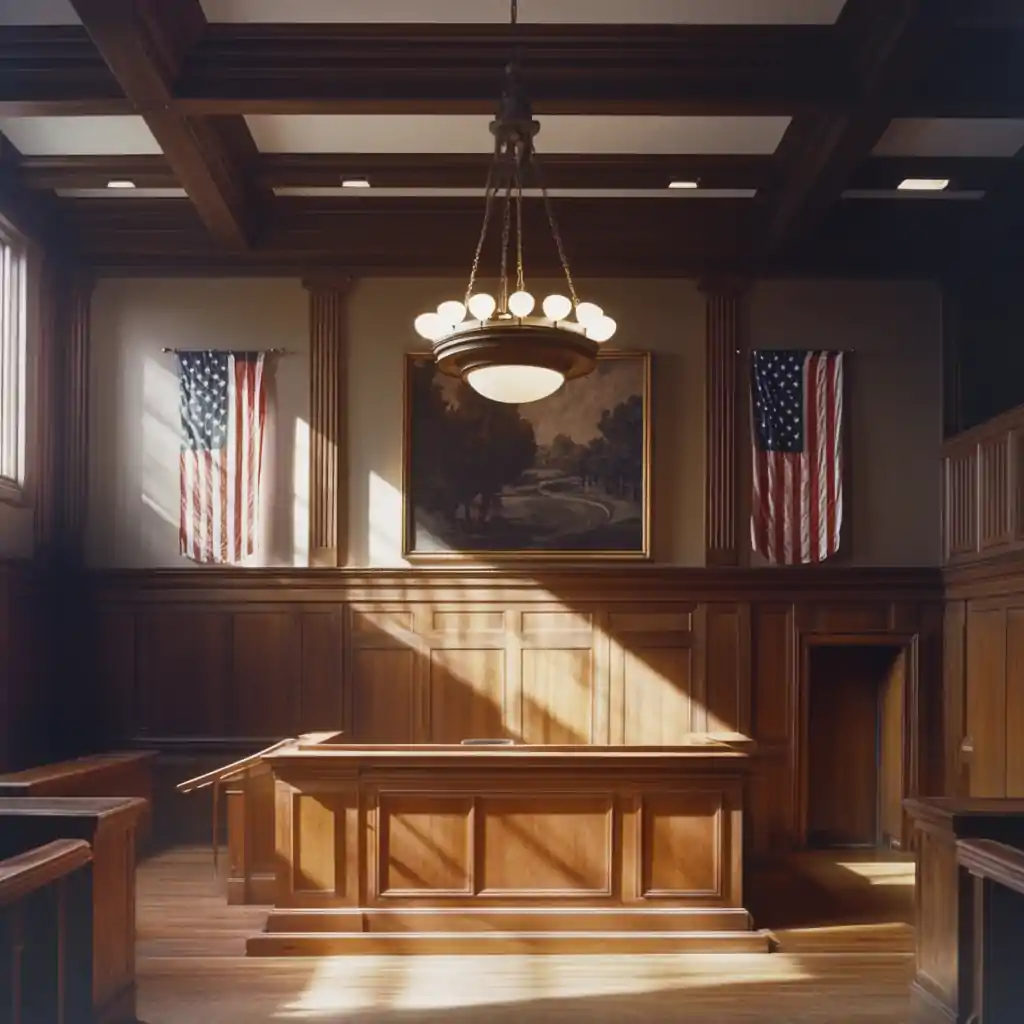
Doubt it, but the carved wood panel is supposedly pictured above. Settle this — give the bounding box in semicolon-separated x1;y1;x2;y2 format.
86;567;939;854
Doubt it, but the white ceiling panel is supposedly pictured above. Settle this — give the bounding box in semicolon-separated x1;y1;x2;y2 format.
0;0;79;24
0;117;162;156
274;187;758;198
202;0;846;24
246;114;791;155
873;119;1024;158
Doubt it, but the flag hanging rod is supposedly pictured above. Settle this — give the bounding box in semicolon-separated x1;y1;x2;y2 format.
161;347;288;354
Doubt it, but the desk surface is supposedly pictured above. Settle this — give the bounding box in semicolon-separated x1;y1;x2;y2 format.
266;738;750;771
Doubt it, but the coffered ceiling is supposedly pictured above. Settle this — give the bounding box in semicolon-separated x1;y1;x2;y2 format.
0;0;1020;277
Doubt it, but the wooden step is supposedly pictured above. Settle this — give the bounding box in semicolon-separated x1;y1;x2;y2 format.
264;906;754;935
246;929;773;956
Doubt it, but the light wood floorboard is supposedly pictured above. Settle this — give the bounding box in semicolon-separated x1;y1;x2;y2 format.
136;846;916;1023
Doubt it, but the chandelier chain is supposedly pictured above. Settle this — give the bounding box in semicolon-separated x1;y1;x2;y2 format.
514;164;525;294
533;155;579;307
463;144;500;307
499;178;513;312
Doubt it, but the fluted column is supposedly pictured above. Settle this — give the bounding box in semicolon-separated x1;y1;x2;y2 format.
304;275;352;567
700;279;747;567
61;268;93;558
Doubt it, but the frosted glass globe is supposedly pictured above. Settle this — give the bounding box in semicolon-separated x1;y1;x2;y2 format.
413;312;448;341
467;292;497;320
437;300;467;327
466;365;565;404
586;315;617;343
542;294;572;321
507;290;535;317
575;301;603;327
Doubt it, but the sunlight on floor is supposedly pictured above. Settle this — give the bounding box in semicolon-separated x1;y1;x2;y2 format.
273;954;811;1017
835;861;916;886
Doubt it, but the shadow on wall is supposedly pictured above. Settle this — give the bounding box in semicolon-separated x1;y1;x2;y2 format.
140;356;307;566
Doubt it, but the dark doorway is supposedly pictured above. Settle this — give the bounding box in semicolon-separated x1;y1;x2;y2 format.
806;644;906;849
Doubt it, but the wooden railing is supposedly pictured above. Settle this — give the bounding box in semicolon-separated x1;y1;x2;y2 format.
942;404;1024;565
0;839;94;1024
957;839;1024;1023
175;733;341;905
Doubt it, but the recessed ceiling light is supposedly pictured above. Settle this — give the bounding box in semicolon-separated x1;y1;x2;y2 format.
106;179;136;189
897;178;950;191
668;180;699;190
341;178;371;188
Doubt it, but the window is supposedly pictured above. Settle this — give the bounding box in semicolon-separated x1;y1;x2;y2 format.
0;229;27;499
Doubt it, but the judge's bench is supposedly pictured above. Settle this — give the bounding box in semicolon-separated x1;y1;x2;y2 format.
181;731;764;954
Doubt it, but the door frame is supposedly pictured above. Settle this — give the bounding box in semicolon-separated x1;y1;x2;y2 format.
795;633;919;850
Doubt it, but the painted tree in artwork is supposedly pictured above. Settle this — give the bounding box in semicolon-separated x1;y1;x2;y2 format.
447;382;537;523
409;361;537;526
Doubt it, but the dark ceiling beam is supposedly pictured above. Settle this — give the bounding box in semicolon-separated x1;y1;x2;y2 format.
0;135;71;250
174;23;853;117
15;153;774;193
67;0;267;249
763;0;948;255
0;22;1020;119
59;194;1022;281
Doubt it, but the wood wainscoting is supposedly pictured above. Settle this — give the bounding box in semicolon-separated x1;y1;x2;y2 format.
85;566;942;856
0;560;52;773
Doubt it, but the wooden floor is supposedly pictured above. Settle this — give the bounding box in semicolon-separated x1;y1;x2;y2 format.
136;846;917;1023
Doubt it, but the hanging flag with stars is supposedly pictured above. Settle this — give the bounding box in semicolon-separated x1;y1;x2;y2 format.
176;351;267;565
750;350;843;565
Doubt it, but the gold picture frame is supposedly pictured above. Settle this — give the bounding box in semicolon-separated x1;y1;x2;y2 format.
402;350;652;561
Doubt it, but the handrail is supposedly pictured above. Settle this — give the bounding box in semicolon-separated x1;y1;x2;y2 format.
957;838;1024;898
0;839;92;907
176;738;294;793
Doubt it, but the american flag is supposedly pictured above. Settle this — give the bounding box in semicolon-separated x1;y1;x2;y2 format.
750;350;843;565
177;351;267;564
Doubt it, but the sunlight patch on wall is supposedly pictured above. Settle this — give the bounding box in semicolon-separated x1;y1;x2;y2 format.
141;356;181;526
292;417;310;566
368;470;406;565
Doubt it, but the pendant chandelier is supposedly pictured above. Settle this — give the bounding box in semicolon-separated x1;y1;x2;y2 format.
412;1;617;405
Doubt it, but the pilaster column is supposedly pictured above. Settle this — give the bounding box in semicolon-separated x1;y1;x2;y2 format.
304;275;352;567
700;278;747;567
63;268;93;558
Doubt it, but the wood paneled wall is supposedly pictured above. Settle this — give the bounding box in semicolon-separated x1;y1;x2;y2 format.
945;558;1024;800
85;565;942;855
0;561;51;772
942;403;1024;799
942;405;1024;564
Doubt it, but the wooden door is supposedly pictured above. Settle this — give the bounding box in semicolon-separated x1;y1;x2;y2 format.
965;608;1007;797
878;650;905;846
807;647;881;847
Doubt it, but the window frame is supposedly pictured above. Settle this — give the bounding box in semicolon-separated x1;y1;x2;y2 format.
0;221;30;506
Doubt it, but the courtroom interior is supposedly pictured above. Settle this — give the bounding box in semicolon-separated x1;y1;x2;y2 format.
1;1;1024;1022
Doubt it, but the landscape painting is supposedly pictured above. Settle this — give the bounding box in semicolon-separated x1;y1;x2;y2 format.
403;351;650;559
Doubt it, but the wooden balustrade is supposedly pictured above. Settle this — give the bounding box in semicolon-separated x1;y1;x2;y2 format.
0;839;94;1024
957;839;1024;1024
942;404;1024;565
905;798;1024;1023
0;796;146;1024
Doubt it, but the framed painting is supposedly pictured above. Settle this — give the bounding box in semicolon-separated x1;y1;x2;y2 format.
402;350;651;560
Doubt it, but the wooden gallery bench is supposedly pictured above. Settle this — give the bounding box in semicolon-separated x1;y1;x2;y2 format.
0;839;94;1024
905;797;1024;1023
0;750;156;850
0;796;147;1024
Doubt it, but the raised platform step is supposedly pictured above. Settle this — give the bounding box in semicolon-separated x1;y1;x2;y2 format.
263;906;754;935
246;929;773;956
